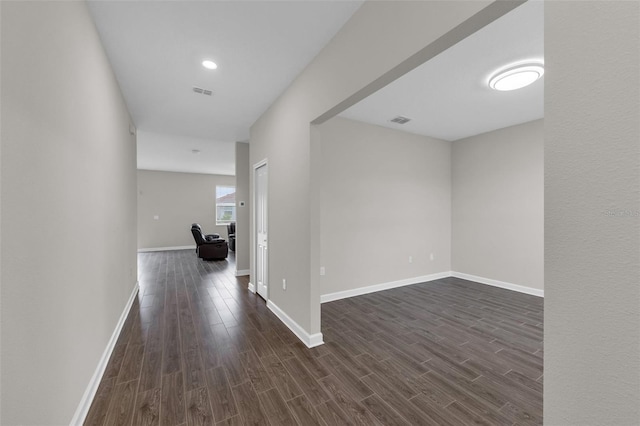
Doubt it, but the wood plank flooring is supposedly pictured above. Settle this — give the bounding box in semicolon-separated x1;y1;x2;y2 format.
85;250;543;425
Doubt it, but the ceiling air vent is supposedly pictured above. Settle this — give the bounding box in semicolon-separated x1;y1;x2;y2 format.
390;116;411;124
193;86;213;96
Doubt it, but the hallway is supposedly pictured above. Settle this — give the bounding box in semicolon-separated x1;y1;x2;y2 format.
85;250;542;425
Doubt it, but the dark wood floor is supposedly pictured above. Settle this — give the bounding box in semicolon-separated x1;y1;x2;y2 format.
85;250;543;425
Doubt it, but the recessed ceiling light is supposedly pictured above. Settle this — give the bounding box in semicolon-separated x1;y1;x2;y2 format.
202;60;217;70
489;62;544;91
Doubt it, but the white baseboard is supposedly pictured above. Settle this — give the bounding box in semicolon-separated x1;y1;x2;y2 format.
320;271;451;303
248;282;256;293
70;281;139;425
451;271;544;297
267;300;324;348
235;269;250;277
137;245;195;252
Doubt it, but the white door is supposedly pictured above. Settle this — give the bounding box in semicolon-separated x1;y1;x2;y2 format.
255;163;268;300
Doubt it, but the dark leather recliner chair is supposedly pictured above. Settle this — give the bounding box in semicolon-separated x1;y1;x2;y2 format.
227;222;236;252
190;224;228;260
191;223;219;241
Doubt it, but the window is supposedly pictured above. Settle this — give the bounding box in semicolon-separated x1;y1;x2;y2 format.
216;186;236;225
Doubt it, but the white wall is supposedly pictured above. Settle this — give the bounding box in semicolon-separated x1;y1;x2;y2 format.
235;142;250;273
545;1;640;424
1;2;137;424
137;170;235;249
251;0;500;337
452;119;543;292
319;117;451;297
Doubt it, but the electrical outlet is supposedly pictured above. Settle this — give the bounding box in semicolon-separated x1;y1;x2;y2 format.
409;256;413;264
430;253;434;261
320;266;325;276
282;279;286;290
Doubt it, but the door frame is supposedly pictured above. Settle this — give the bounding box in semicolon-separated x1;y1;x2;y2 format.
250;158;268;300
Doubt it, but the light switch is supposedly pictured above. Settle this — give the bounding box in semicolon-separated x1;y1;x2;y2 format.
153;215;159;220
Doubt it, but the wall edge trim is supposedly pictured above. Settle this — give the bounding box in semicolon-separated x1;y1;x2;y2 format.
320;271;452;303
267;300;324;348
320;271;544;303
70;281;139;425
451;271;544;297
137;245;195;252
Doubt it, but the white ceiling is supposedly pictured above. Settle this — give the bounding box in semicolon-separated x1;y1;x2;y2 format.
88;0;363;174
137;131;237;176
339;0;544;141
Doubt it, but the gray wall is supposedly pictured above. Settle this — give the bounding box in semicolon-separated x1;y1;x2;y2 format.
545;1;640;424
137;170;235;249
1;2;137;424
452;120;543;291
319;117;451;296
235;142;250;273
250;0;494;336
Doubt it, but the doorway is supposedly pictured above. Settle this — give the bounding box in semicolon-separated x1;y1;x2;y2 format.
254;161;268;300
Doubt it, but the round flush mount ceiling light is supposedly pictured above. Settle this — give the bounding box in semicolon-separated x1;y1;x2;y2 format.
489;62;544;91
202;60;218;70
